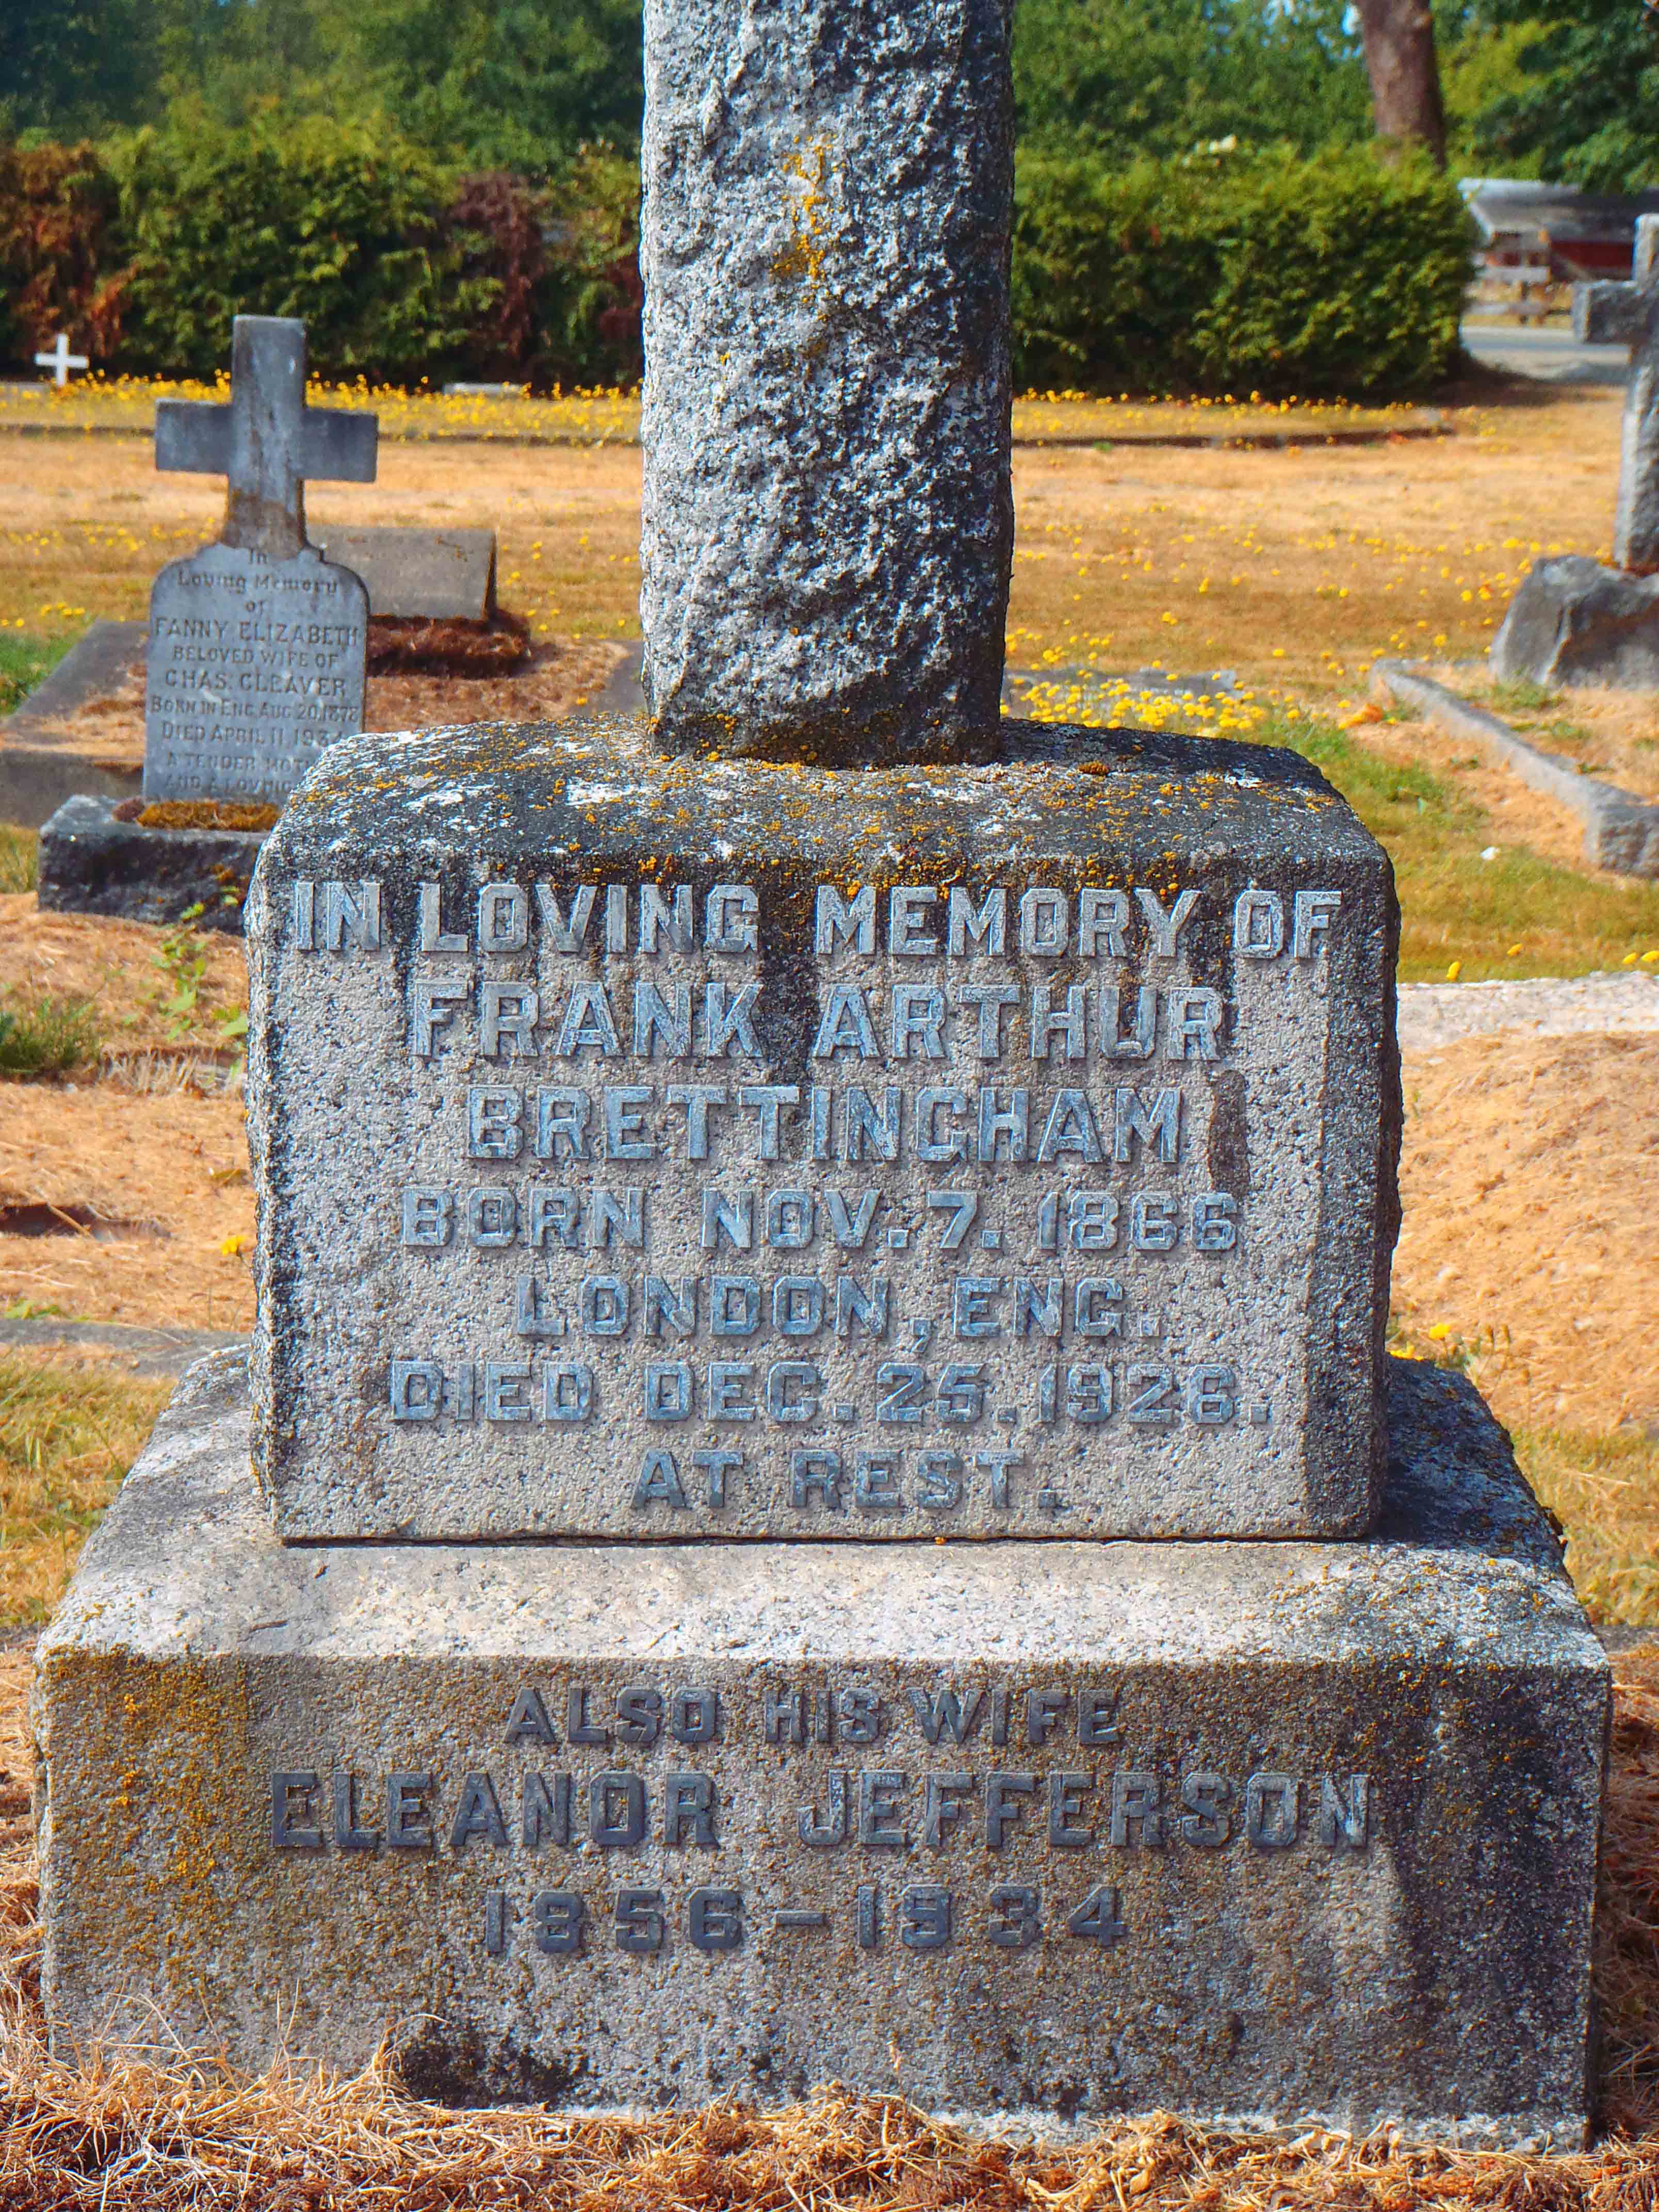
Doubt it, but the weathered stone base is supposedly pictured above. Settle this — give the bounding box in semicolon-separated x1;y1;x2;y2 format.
36;1353;1606;2146
37;793;264;932
1490;554;1659;689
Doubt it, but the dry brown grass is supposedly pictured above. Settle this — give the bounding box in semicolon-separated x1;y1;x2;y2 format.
0;896;244;1059
0;1359;170;1623
0;1640;1649;2204
1391;1032;1659;1436
0;386;1623;693
1454;675;1659;804
0;1085;254;1330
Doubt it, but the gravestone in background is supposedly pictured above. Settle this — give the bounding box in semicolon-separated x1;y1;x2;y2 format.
36;0;1607;2148
34;317;380;929
1493;214;1659;687
145;316;377;802
314;526;498;622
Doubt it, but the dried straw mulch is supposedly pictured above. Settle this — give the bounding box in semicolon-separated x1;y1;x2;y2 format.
0;1650;1651;2211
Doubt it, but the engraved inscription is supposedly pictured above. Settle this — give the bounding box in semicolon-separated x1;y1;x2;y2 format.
267;1673;1374;1967
275;868;1359;1532
145;542;368;803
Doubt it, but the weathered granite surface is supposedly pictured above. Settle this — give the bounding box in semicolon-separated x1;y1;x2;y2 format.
38;793;263;932
245;715;1400;1543
639;0;1014;762
1490;553;1659;689
34;1352;1607;2144
1615;281;1659;574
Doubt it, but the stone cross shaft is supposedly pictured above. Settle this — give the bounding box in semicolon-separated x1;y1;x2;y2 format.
155;316;378;562
1573;215;1659;573
35;333;88;386
639;0;1015;765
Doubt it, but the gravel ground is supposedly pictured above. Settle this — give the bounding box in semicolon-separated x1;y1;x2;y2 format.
1397;970;1659;1052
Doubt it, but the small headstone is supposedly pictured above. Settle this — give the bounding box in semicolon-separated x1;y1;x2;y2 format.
34;333;88;387
1494;216;1659;682
145;316;378;802
313;527;497;621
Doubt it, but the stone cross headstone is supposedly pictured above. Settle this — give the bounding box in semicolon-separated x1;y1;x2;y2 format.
1589;214;1659;573
144;316;378;803
34;333;88;386
1492;216;1659;681
37;0;1608;2148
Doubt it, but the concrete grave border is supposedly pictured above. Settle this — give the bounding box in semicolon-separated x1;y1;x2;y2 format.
1370;658;1659;879
0;620;144;826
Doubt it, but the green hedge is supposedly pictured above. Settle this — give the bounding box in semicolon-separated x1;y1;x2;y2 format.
1;130;1473;397
116;119;490;382
1012;144;1475;396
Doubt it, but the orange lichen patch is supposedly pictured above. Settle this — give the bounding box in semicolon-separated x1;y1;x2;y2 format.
0;1085;253;1329
124;801;280;834
1392;1031;1659;1434
0;895;246;1059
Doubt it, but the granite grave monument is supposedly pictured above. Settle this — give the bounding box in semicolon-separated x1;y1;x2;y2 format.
36;315;378;925
35;0;1607;2146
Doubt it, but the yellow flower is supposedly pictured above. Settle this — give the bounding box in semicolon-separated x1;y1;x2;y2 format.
220;1232;249;1258
1427;1322;1451;1341
1446;959;1461;981
1644;950;1659;965
1507;943;1521;957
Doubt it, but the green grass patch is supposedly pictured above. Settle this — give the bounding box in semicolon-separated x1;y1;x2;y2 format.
1512;1426;1659;1627
0;826;36;894
1262;711;1659;980
0;994;101;1079
0;631;73;717
0;1356;171;1626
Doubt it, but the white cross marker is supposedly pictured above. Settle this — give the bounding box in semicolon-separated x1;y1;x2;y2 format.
34;333;89;387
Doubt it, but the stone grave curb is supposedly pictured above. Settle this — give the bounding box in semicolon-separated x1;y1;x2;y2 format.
0;620;144;827
37;793;262;933
0;1320;247;1378
1370;659;1659;879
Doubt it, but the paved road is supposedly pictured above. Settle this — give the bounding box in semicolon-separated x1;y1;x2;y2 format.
1460;320;1629;386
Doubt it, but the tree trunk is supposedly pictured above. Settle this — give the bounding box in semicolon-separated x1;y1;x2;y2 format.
1353;0;1447;166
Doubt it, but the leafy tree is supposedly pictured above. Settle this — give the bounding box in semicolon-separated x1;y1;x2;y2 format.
1013;0;1373;160
116;114;494;379
1470;0;1659;190
0;0;166;137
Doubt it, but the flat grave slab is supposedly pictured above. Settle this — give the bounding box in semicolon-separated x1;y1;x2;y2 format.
37;792;266;931
246;714;1400;1544
34;1349;1606;2143
315;527;498;621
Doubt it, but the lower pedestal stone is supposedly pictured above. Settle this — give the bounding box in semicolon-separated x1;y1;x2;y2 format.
38;794;266;932
35;1353;1605;2145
